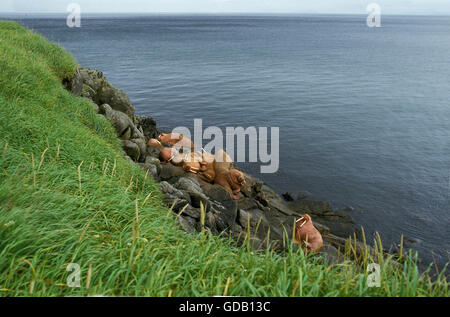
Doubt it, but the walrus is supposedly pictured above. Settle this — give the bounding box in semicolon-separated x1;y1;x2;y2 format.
213;150;245;200
148;138;164;149
294;214;323;253
158;147;213;179
158;132;196;150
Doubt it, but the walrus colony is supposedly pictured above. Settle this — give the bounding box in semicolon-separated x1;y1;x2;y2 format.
148;132;323;253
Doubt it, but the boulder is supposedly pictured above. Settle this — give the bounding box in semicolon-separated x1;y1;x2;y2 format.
67;67;135;120
96;82;134;119
174;177;203;195
240;173;263;198
146;146;161;159
100;104;140;140
177;215;198;234
121;140;140;162
173;177;210;209
130;138;147;162
202;184;238;230
137;163;158;180
159;181;190;202
136;115;159;141
159;164;186;182
178;205;201;220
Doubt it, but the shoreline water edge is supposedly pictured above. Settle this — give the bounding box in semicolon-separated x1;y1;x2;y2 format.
64;65;423;270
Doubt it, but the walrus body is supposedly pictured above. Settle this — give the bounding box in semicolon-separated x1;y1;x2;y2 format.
294;214;323;253
197;151;216;183
158;133;195;150
149;143;244;198
213;150;245;200
147;138;164;149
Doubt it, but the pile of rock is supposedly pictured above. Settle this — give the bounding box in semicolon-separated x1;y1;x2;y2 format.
65;66;366;263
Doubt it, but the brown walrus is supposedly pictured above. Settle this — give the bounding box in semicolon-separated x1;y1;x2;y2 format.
147;138;164;149
294;214;323;253
158;147;215;182
213;150;245;200
158;132;196;150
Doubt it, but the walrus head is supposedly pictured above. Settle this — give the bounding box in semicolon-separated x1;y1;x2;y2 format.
159;147;175;163
158;132;194;149
229;169;245;187
147;138;163;148
294;214;323;253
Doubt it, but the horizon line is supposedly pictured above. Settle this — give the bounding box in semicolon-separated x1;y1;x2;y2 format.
1;11;450;17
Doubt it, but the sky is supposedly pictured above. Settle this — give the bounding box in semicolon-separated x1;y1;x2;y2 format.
1;0;450;15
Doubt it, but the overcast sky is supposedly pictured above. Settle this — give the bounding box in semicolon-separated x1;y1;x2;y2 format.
1;0;450;15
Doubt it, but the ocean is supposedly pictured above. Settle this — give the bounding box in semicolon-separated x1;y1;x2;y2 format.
4;14;449;268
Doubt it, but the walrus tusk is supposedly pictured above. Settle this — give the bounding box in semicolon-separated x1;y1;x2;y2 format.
296;216;307;228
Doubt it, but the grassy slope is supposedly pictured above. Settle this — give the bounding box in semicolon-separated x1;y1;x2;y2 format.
0;21;447;297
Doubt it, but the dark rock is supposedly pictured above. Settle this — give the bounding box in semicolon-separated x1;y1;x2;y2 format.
177;215;198;234
174;177;203;195
130;138;147;162
159;164;186;182
137;163;158;180
174;177;210;210
143;156;161;175
96;83;134;120
237;197;260;211
136;115;159;141
238;208;285;242
178;205;201;220
146;146;161;159
101;104;133;139
282;192;294;201
297;191;312;200
67;67;135;120
240;173;263;198
205;212;221;235
100;104;143;141
159;181;190;202
261;186;295;216
145;155;160;166
202;185;238;230
163;196;190;214
121;140;140;162
188;192;210;210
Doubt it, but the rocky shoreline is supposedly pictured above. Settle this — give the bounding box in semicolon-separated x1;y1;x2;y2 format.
64;66;391;264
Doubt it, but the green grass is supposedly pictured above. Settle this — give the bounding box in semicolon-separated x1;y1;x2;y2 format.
0;20;447;297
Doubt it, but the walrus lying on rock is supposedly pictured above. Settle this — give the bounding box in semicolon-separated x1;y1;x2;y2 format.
149;139;245;199
157;147;216;182
294;214;323;253
213;150;245;200
157;132;196;150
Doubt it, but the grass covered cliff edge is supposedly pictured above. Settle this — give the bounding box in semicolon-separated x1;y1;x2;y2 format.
0;21;447;296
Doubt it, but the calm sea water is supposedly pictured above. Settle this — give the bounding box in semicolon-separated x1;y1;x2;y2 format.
5;14;449;268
